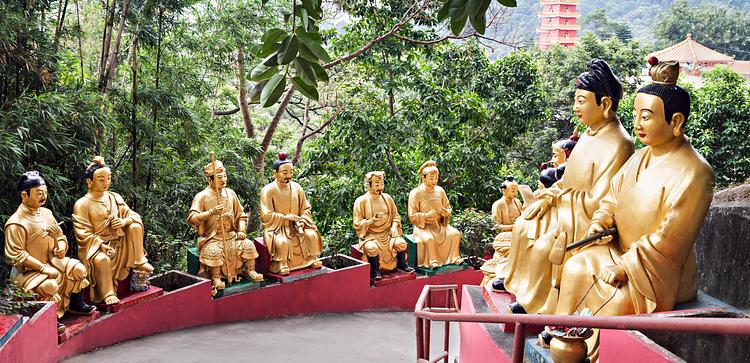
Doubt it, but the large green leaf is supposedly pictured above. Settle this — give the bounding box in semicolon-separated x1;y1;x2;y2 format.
261;73;287;107
294;58;317;85
310;61;329;82
469;13;486;34
299;7;309;32
261;28;287;44
250;80;268;103
277;35;299;65
467;0;484;16
298;43;319;62
262;53;279;66
250;64;278;82
298;30;323;44
303;40;331;63
437;0;452;22
259;41;281;58
496;0;517;7
291;76;319;101
449;5;468;36
301;0;321;20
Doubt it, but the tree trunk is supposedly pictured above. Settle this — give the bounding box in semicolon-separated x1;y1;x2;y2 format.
146;9;163;193
75;0;84;86
103;0;130;95
292;100;311;164
130;37;139;208
236;47;254;138
98;0;115;88
54;0;69;44
255;86;296;171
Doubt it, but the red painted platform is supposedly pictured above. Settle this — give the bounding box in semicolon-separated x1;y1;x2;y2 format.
264;266;330;283
459;285;514;363
600;330;682;362
374;270;416;287
481;284;543;334
0;314;23;348
58;311;101;344
100;286;164;314
0;259;482;363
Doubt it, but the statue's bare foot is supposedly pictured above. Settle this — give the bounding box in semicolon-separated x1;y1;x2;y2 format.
134;262;154;273
104;294;120;305
279;266;290;275
247;270;264;282
430;262;439;268
312;260;322;269
212;278;225;290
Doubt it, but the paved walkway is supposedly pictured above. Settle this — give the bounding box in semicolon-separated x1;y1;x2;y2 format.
64;312;460;363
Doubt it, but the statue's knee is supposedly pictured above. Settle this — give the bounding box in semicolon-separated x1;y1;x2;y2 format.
363;241;380;257
72;263;87;280
562;255;587;277
127;223;143;235
394;239;407;252
93;252;111;269
304;230;319;242
38;280;59;297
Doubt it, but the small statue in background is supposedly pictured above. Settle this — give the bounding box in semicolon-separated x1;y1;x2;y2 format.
260;152;323;275
408;161;463;269
187;158;263;294
4;172;95;333
480;177;523;286
73;156;153;305
353;171;414;281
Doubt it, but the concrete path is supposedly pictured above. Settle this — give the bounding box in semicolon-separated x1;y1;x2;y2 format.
64;312;460;363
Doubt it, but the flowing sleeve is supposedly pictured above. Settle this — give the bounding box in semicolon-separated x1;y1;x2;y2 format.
388;194;402;234
408;189;426;229
231;189;248;229
353;196;369;239
3;224;29;267
581;139;633;218
72;200;104;261
113;192;143;226
260;185;285;231
620;162;714;312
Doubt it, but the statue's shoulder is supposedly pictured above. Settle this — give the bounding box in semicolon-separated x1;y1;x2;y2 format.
382;192;396;202
354;194;368;206
107;191;127;204
193;187;212;200
261;182;275;193
4;207;24;229
434;185;447;195
40;207;55;220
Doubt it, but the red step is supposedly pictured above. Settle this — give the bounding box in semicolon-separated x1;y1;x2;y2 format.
481;284;543;334
58;311;101;344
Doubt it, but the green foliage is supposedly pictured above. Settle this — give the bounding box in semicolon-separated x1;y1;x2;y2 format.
0;283;34;315
686;67;750;186
654;0;750;60
582;9;633;43
451;208;495;257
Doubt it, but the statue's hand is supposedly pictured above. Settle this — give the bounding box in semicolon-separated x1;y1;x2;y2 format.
237;232;246;240
523;199;550;220
425;210;439;223
110;218;124;230
285;214;302;223
209;205;225;216
53;244;66;259
47;224;64;238
390;225;400;237
41;264;59;278
586;222;612;244
599;265;626;286
101;244;116;257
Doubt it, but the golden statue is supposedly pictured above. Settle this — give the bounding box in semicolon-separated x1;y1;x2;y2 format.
480;177;523;285
187;158;263;293
353;171;414;281
260;152;323;275
407;161;463;268
553;59;714;360
72;156;153;305
496;59;634;314
4;172;96;332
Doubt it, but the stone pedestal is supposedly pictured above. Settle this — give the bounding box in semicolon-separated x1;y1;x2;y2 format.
58;311;101;343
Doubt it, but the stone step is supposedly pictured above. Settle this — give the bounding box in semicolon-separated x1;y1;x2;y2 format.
481;284;543;334
58;311;101;344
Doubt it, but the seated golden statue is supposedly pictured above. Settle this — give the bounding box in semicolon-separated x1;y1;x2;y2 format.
497;59;634;314
187;159;263;293
353;171;414;281
408;161;463;269
73;156;153;305
260;152;322;275
553;59;714;360
4;172;95;332
480;177;523;285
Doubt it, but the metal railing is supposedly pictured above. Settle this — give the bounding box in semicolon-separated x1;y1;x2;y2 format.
414;284;750;363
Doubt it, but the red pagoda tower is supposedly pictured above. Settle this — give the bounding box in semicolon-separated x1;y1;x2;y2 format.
536;0;581;50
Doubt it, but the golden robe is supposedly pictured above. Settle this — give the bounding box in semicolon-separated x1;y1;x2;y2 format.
353;193;407;270
260;181;322;273
4;205;88;317
556;141;714;316
501;121;633;314
480;197;522;285
408;184;462;268
73;191;147;302
187;187;257;282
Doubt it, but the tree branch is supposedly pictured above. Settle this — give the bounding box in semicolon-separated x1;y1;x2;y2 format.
255;85;296;170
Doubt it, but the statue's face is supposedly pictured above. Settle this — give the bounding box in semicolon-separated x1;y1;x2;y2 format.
209;171;228;189
633;93;675;147
552;145;566;165
22;185;48;209
573;89;605;127
87;167;112;193
274;163;293;184
422;171;439;188
368;177;384;194
502;183;518;199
